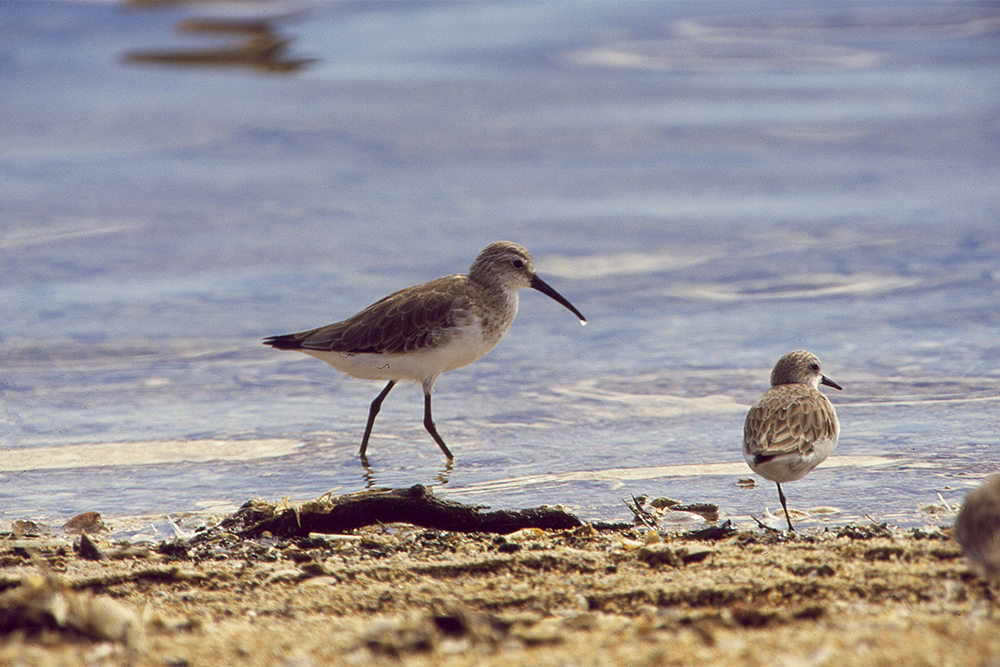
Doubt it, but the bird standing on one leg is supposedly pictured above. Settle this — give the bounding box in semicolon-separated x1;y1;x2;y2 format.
264;241;586;460
743;350;842;531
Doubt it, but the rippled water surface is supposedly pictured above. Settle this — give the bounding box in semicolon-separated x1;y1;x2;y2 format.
2;0;999;536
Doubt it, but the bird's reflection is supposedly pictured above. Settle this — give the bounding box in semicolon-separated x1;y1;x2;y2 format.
434;459;454;486
122;12;315;73
360;456;453;489
360;455;376;488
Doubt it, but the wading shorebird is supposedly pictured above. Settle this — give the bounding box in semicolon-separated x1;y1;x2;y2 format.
743;350;842;531
264;241;586;460
954;474;1000;586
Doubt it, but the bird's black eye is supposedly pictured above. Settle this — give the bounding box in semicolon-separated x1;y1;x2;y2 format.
810;363;820;371
512;259;524;269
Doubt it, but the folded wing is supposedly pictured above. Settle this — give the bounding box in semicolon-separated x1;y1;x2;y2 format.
744;388;838;457
264;276;476;355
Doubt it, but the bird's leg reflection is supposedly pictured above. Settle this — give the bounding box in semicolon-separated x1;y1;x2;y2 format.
360;455;377;488
358;455;453;489
434;459;453;486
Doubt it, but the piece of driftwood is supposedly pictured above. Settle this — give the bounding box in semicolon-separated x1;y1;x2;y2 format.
232;485;587;538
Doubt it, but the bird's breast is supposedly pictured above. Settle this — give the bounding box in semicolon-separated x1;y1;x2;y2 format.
476;290;518;345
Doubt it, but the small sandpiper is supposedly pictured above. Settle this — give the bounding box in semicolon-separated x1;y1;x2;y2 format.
743;350;842;531
264;241;586;460
954;474;1000;585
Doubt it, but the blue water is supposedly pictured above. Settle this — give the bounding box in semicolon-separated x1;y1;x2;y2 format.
2;0;999;536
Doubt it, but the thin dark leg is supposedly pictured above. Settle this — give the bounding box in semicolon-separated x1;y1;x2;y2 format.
423;392;454;459
777;482;794;531
360;381;396;458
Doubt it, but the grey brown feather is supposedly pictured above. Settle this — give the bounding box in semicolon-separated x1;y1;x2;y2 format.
264;276;478;355
744;384;839;459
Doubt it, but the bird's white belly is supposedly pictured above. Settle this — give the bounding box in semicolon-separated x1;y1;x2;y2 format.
302;323;496;387
745;436;838;483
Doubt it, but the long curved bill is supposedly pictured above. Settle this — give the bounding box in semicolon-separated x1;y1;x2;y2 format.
821;375;843;391
530;275;587;324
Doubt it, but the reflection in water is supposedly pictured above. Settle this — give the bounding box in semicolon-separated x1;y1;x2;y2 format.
123;14;315;73
361;457;453;490
361;457;376;489
434;460;454;487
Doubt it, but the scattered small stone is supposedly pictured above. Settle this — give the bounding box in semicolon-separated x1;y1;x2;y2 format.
495;540;521;554
864;545;905;561
0;571;143;648
929;547;962;561
510;617;566;646
169;569;207;583
620;537;644;550
637;543;679;568
506;527;545;542
362;606;510;657
728;605;780;628
78;532;107;561
105;545;153;560
685;520;737;542
157;540;190;559
299;561;329;577
837;523;892;540
672;503;720;522
677;543;714;564
283;547;313;563
788;563;836;577
792;604;826;620
910;527;950;541
363;613;436;657
264;568;305;585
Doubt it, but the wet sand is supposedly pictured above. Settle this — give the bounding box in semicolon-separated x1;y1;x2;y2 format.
2;503;998;666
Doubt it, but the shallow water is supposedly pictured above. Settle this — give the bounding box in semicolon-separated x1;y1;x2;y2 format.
2;0;999;537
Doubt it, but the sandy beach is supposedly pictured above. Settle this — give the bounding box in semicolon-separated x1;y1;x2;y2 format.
2;493;998;667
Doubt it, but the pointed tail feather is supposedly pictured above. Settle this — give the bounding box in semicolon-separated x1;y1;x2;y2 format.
263;333;305;350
